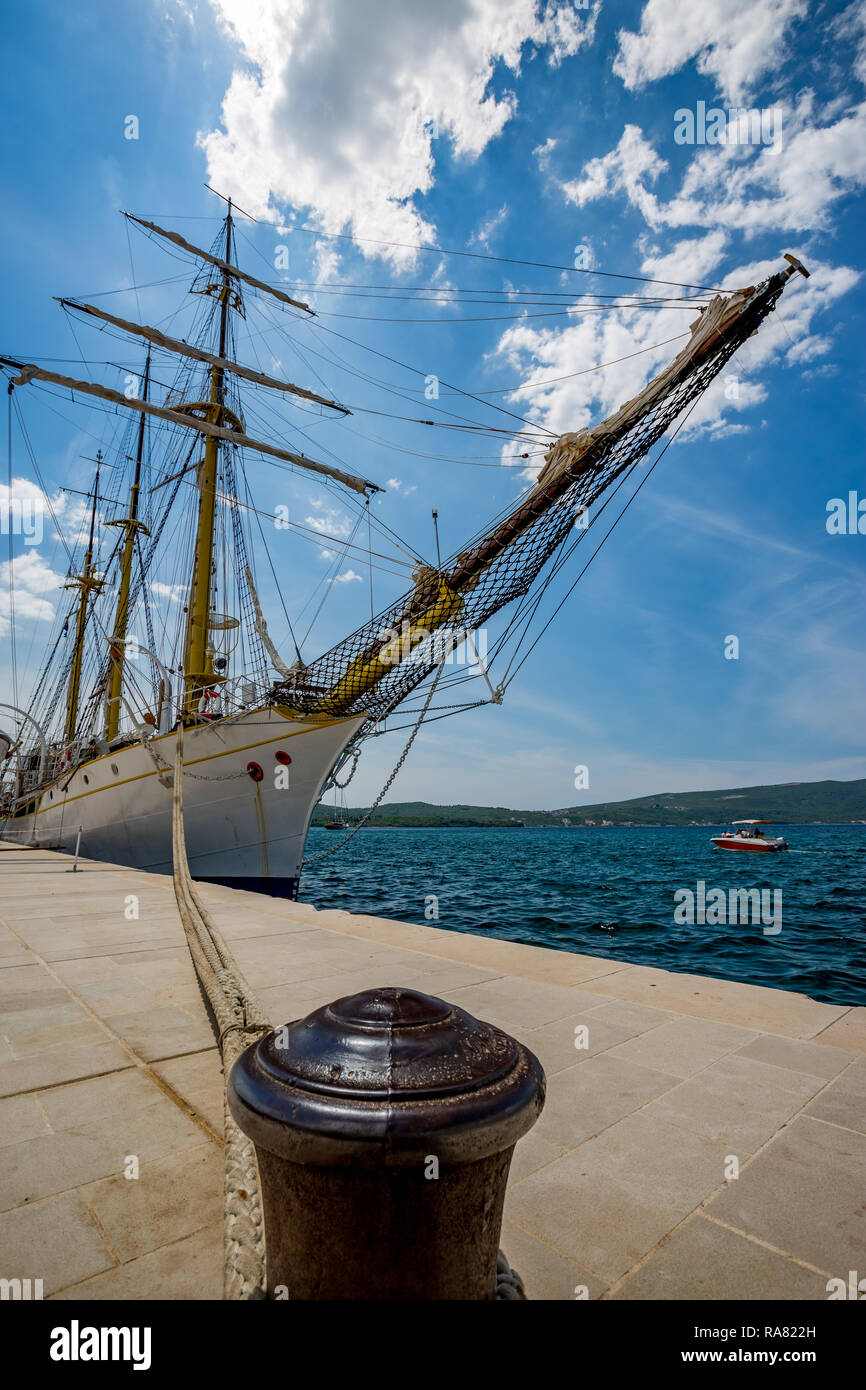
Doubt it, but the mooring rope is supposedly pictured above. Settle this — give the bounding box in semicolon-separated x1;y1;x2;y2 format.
171;726;271;1300
170;723;526;1300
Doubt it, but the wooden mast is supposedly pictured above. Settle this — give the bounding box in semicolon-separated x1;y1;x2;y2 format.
181;206;233;717
105;355;151;741
64;452;104;744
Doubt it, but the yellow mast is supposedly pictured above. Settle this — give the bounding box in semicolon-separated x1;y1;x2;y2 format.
182;207;234;717
105;355;151;741
64;453;104;744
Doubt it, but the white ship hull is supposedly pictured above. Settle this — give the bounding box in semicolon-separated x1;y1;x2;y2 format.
1;706;365;898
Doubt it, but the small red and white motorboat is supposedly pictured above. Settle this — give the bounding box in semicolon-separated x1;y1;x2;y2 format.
711;820;788;853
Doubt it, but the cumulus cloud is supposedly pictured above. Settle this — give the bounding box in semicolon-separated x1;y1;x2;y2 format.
469;203;509;248
533;135;558;169
0;549;66;634
150;581;187;603
613;0;807;102
0;476;97;551
386;477;417;495
493;238;857;472
562;90;866;238
198;0;596;266
562;123;668;223
304;503;352;536
516;3;863;461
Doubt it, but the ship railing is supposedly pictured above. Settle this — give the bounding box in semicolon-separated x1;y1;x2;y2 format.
192;674;278;720
2;745;73;810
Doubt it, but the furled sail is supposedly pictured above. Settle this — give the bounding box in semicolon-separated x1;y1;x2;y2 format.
245;565;293;680
0;358;379;497
122;213;314;315
275;257;807;718
57;299;349;413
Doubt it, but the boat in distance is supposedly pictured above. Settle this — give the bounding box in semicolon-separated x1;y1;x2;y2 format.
711;821;789;852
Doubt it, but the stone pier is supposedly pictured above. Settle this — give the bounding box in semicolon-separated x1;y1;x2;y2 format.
0;841;863;1300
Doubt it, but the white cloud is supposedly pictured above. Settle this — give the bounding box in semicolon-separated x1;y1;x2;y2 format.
533;135;558;169
0;476;97;550
535;10;864;452
613;0;807;102
311;239;342;284
150;581;187;603
569;0;866;242
493;240;857;465
304;504;351;536
329;568;364;584
0;550;66;633
562;123;667;223
197;0;596;266
469;203;509;248
562;91;866;238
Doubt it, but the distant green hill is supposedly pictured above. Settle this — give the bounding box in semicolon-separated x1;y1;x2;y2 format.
313;778;866;828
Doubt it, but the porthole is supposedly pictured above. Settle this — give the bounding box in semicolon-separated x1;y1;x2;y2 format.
111;763;119;775
83;775;89;785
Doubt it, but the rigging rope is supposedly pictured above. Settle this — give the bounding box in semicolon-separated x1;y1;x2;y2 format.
6;388;18;714
170;725;270;1300
301;653;447;866
170;719;526;1299
272;285;775;724
235;220;722;292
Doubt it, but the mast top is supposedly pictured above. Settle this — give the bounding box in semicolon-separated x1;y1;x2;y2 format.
204;183;258;223
121;212;314;315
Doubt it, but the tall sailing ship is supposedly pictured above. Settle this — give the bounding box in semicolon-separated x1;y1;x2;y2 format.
0;205;808;897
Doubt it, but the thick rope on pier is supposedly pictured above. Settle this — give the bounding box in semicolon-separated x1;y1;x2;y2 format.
170;726;526;1300
171;727;271;1300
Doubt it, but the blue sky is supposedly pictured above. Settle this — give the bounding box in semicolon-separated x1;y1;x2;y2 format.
1;0;864;809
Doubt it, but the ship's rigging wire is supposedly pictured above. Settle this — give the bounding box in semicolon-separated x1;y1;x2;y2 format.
125;216;144;323
474;432;672;684
298;511;367;649
248;499;304;666
279;274;779;725
301;652;449;869
249;283;709;305
140;452;413;579
8;391;77;569
366;497;374;621
6;389;18;714
315;304;703;324
246;291;556;438
231;221;723;293
442;334;691;397
232;230;710;453
77;273;193;299
501;398;703;695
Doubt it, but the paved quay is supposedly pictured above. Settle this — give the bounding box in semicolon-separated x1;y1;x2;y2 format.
1;839;864;1301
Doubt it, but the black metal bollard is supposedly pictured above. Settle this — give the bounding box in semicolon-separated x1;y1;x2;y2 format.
228;986;545;1300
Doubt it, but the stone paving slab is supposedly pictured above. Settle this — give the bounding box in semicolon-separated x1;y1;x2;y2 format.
0;840;863;1301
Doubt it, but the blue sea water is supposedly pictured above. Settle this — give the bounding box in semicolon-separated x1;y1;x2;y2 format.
301;824;866;1007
